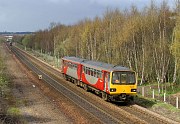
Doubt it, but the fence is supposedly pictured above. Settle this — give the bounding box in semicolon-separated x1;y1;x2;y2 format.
31;50;61;68
138;86;180;109
16;43;61;68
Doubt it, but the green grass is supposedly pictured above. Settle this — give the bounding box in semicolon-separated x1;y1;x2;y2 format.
135;96;157;108
135;95;180;113
153;102;180;113
7;107;21;117
0;37;5;42
0;42;26;123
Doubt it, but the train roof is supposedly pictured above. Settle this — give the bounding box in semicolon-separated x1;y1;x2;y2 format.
62;56;86;63
62;56;131;72
82;60;130;72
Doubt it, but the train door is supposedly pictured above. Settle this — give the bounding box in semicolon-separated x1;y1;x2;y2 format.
78;64;82;80
104;72;110;92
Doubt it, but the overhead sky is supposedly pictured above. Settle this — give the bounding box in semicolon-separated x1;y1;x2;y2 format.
0;0;174;32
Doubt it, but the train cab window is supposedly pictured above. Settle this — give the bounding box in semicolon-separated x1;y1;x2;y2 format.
112;72;135;84
128;72;136;84
112;73;120;83
121;74;127;84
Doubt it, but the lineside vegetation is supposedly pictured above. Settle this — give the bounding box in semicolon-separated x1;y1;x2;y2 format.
0;41;22;123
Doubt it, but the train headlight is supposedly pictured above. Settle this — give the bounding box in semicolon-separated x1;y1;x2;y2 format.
110;88;116;92
131;89;137;92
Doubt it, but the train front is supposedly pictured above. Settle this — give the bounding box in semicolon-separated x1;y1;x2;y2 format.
109;71;137;102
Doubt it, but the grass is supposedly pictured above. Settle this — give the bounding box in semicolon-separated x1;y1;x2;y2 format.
153;102;180;113
7;107;21;117
0;42;24;123
135;95;180;113
0;57;9;96
135;96;157;108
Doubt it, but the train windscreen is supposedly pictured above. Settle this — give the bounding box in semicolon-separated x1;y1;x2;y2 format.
112;71;135;85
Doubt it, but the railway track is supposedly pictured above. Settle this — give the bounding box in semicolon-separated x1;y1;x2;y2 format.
8;45;179;124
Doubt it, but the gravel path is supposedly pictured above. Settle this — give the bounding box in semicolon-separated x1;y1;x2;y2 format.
2;43;73;123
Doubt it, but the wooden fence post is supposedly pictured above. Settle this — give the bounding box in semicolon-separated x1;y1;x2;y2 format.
152;89;155;99
142;87;144;97
176;97;179;109
164;93;166;102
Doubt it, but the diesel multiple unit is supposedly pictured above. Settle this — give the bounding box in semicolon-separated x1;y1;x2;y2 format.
62;56;137;102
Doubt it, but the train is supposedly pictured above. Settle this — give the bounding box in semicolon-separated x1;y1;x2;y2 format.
61;56;137;102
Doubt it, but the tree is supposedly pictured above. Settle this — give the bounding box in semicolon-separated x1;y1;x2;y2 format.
22;35;32;50
171;16;180;84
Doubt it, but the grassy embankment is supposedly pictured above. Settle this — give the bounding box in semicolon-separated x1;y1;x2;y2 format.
0;39;24;123
135;83;180;121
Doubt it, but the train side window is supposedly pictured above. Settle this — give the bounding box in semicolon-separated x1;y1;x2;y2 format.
89;68;91;75
94;69;97;77
91;68;93;76
69;63;72;69
64;61;67;66
99;71;102;78
70;63;72;69
86;67;88;72
85;67;87;74
97;71;99;78
88;68;90;75
87;68;90;75
68;62;70;68
97;70;101;78
96;70;98;78
73;64;75;69
74;64;77;69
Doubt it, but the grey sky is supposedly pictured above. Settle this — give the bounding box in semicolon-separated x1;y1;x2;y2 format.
0;0;174;32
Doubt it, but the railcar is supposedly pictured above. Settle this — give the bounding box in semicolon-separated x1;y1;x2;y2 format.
62;56;137;102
